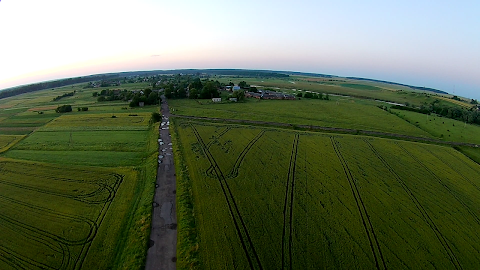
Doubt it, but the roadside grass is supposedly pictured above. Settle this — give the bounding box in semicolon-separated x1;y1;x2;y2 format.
173;119;480;269
169;98;432;138
171;119;201;269
391;109;480;145
112;122;159;269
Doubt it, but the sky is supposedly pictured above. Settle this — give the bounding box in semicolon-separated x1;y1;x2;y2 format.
0;0;479;99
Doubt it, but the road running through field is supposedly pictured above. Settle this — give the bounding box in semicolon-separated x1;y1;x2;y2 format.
145;97;177;270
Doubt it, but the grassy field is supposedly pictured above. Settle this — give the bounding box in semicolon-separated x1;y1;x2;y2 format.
174;119;480;269
392;109;480;145
169;98;433;138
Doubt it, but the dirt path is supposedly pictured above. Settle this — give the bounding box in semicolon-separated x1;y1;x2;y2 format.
172;114;479;148
145;97;177;270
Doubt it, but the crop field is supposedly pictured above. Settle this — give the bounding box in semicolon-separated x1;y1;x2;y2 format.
0;159;135;269
4;113;155;167
0;135;24;153
169;98;432;138
392;109;480;145
0;81;160;269
41;113;150;131
173;119;480;269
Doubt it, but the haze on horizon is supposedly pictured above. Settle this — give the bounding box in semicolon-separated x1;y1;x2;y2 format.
1;0;479;99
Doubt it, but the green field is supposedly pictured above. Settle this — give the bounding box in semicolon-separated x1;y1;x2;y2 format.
392;109;480;145
0;135;24;153
169;98;433;138
173;119;480;269
0;81;159;269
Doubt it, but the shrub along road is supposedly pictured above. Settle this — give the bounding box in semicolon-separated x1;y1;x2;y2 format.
145;97;177;270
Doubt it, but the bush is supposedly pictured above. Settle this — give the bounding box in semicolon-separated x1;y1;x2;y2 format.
55;105;72;113
151;112;161;123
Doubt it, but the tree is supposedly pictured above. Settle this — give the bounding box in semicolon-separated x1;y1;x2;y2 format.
190;78;203;90
150;112;161;123
189;88;199;99
200;81;220;99
55;105;72;113
238;81;248;88
232;90;245;101
471;99;478;104
296;93;303;98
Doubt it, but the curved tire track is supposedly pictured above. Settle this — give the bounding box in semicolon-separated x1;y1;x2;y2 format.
191;124;263;270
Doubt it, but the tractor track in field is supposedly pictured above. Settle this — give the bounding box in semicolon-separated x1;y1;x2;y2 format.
410;148;480;225
331;137;386;270
428;147;480;193
206;126;232;149
75;173;123;270
0;168;123;270
281;133;299;270
227;130;265;179
172;114;480;148
0;169;120;204
366;140;462;270
191;124;263;270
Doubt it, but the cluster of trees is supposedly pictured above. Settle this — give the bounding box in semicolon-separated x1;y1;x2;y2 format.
53;91;75;101
77;107;88;111
391;99;480;125
94;88;160;107
160;75;221;99
297;92;329;100
55;105;72;113
129;89;160;107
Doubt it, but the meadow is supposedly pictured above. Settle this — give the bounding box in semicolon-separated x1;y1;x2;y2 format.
169;98;433;138
391;109;480;145
0;82;159;269
173;119;480;269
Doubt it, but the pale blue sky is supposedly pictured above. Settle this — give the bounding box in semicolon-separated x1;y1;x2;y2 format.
1;0;479;99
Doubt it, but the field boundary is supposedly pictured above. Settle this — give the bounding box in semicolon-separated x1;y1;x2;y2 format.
172;115;480;148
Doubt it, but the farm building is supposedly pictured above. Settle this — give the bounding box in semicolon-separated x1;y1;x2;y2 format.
212;97;222;102
245;91;295;100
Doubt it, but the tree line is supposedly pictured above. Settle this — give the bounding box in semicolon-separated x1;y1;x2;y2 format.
388;99;480;125
53;91;75;101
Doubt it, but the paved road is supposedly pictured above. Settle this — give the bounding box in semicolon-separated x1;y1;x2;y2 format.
145;97;177;270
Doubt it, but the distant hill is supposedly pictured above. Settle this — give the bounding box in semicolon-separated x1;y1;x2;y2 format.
0;69;449;99
344;76;449;95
